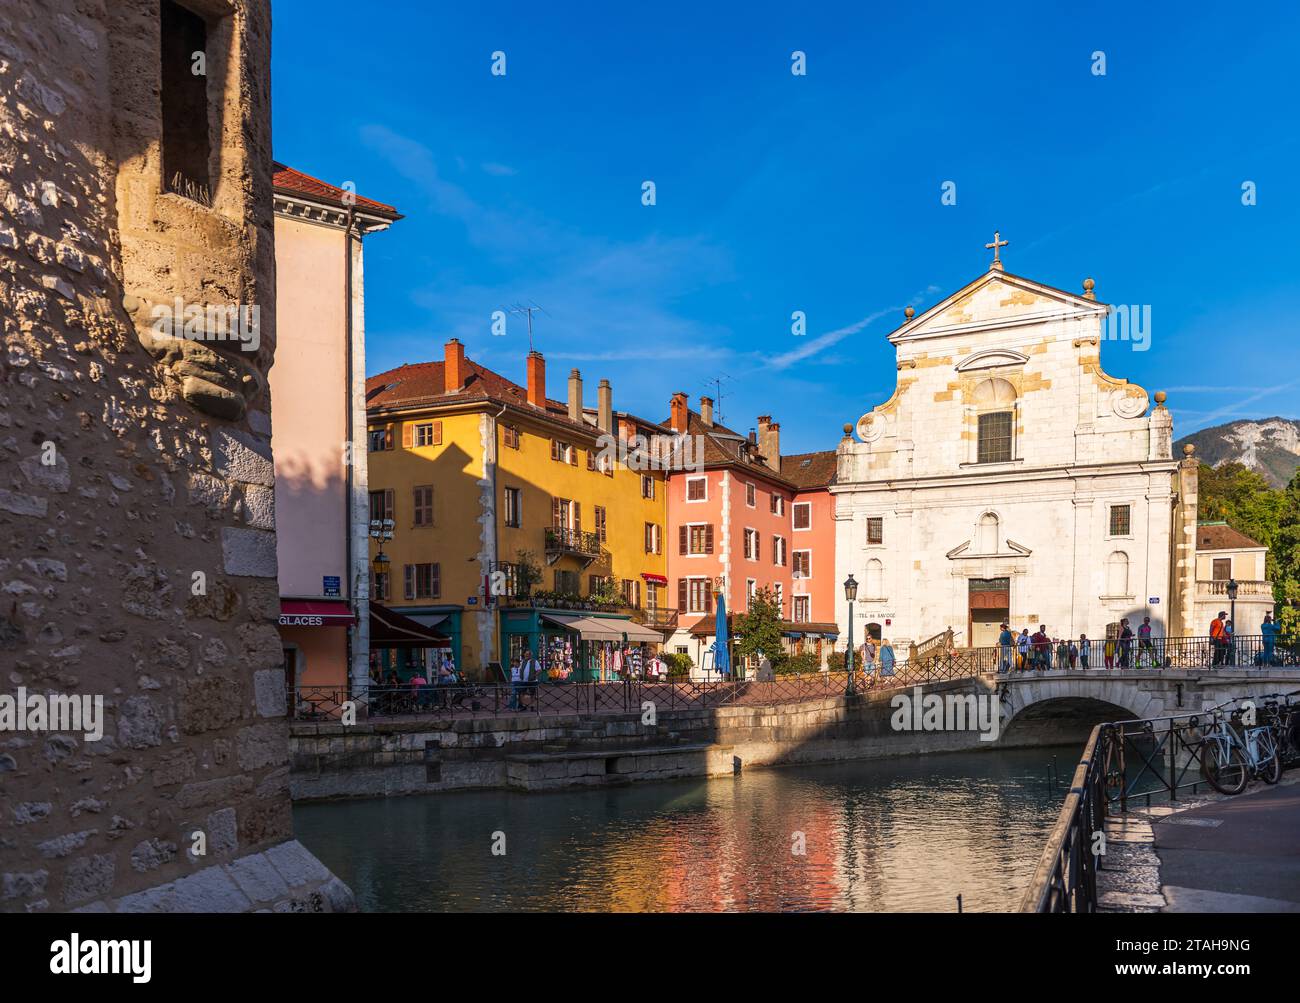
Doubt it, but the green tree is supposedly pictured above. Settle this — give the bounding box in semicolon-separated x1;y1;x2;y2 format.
735;586;785;665
1198;462;1286;583
1271;472;1300;642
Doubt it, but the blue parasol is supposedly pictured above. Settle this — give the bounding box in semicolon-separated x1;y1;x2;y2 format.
713;592;730;678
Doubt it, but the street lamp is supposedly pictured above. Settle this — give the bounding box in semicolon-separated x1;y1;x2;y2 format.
1227;578;1239;664
844;574;858;695
369;518;394;599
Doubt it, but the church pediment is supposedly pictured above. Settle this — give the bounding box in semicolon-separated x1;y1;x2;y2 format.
945;536;1032;560
955;348;1029;372
890;268;1107;345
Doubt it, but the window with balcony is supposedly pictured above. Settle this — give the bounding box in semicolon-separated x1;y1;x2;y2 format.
793;595;810;623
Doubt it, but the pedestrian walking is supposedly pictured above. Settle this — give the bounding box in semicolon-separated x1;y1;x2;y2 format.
1119;619;1134;669
998;622;1013;674
880;639;896;677
1016;629;1031;671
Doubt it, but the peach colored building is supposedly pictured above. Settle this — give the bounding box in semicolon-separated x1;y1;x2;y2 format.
662;395;839;675
271;164;401;702
782;449;839;630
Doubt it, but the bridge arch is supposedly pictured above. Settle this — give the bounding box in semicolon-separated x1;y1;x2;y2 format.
997;677;1151;747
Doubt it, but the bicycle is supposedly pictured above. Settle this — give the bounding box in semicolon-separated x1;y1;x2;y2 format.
1195;703;1282;795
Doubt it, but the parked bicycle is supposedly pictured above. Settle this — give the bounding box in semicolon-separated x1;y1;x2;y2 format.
1193;698;1283;795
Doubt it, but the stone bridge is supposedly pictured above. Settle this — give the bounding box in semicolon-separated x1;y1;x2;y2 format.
993;668;1300;746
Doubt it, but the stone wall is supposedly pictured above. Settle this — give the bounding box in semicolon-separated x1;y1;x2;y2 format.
1;0;350;912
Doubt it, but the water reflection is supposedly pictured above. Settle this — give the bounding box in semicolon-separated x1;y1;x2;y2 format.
293;744;1077;912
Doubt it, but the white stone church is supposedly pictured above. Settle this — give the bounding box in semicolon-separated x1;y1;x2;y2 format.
833;241;1202;651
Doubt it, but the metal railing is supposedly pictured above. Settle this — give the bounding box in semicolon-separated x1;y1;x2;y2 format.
1023;691;1300;912
544;526;602;558
289;635;1300;722
1020;724;1106;913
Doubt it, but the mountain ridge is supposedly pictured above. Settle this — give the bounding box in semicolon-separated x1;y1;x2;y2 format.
1175;416;1300;489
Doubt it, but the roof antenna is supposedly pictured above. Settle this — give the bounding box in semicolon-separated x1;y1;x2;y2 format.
507;302;548;352
702;373;732;424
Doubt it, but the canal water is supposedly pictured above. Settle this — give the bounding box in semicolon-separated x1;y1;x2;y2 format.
293;744;1078;912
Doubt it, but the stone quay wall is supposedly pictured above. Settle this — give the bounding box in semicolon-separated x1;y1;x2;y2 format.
289;681;1002;800
1;0;350;912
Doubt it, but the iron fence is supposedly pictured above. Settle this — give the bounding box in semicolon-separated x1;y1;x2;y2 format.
1023;690;1300;912
288;635;1299;722
1020;724;1106;913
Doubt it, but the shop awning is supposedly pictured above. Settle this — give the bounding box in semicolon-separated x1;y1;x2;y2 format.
370;603;451;648
540;613;663;644
407;613;450;630
640;573;668;586
279;599;354;628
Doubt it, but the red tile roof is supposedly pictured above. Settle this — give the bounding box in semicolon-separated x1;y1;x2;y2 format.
272;162;401;218
1197;522;1264;551
781;450;837;490
367;358;599;437
657;409;796;487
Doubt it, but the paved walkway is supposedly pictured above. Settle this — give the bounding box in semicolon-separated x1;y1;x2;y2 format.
1099;774;1300;912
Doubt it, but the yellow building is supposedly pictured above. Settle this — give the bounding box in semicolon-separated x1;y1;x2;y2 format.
365;339;671;678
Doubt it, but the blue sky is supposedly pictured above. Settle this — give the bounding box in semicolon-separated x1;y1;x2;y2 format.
272;1;1300;453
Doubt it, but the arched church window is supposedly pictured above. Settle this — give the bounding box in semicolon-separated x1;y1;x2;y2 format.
865;558;883;598
974;378;1016;464
977;512;999;554
1106;551;1130;596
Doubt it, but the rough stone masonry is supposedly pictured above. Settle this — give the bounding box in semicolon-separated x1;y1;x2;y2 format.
0;0;353;911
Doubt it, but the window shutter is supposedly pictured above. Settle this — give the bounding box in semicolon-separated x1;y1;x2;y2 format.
402;423;413;448
384;427;393;450
635;581;641;607
705;587;713;614
679;525;687;555
432;422;443;445
385;489;394;521
404;564;414;600
431;564;440;598
551;439;559;461
705;524;714;554
573;502;580;534
552;497;561;528
677;579;687;612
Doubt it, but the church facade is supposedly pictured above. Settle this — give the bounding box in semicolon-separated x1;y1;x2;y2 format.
832;253;1199;653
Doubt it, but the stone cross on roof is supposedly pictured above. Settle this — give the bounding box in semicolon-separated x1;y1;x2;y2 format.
985;230;1009;270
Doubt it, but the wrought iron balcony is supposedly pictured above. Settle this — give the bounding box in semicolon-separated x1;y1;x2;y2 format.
635;607;679;630
544;526;603;565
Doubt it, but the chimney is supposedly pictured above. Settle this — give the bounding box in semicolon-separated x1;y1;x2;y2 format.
597;379;613;433
567;368;583;423
526;351;546;409
670;391;688;434
444;338;466;393
700;396;713;427
756;416;779;468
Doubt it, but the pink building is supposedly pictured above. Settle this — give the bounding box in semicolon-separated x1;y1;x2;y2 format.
271;164;401;702
662;394;839;675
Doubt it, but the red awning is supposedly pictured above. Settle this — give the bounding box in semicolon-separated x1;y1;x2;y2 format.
640;573;668;585
279;600;355;628
369;602;451;649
